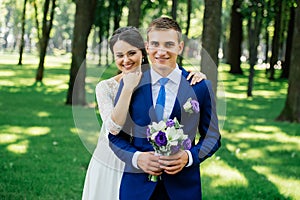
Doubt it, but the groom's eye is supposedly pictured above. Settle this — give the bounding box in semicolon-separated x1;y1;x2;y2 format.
165;42;175;48
150;41;159;47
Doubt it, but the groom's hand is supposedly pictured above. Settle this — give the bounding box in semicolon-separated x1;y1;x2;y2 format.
137;152;163;176
158;150;188;175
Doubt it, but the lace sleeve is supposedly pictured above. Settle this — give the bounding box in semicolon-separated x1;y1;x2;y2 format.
95;80;122;134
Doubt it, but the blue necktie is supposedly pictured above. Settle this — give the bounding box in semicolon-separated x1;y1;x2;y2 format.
155;78;169;121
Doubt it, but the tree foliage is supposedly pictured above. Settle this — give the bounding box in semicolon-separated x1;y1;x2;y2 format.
0;0;299;123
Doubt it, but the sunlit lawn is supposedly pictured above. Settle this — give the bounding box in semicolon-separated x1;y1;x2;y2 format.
0;52;299;199
201;64;300;200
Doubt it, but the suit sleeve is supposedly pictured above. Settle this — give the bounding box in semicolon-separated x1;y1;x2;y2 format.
108;131;140;172
108;80;140;172
189;80;221;166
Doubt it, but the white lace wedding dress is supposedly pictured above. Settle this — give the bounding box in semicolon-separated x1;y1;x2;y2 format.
82;77;124;200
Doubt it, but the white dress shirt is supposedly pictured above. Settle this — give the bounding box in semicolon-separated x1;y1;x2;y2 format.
151;66;181;119
132;65;193;168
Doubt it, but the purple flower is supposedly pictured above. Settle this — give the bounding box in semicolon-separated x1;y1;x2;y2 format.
146;128;151;141
190;99;199;113
166;119;175;127
155;131;167;146
170;145;180;154
182;138;192;150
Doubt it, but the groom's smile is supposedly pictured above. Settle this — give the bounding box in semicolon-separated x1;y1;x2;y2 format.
155;56;169;63
146;29;184;76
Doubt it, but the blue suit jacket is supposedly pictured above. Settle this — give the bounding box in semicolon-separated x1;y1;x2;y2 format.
109;67;221;200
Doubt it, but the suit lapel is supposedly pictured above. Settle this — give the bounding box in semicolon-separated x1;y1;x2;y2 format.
169;75;191;121
169;68;198;123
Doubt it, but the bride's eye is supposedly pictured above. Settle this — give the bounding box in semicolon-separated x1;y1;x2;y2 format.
115;54;123;59
128;51;137;56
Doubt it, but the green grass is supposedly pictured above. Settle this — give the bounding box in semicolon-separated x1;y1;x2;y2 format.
0;53;299;199
201;65;300;200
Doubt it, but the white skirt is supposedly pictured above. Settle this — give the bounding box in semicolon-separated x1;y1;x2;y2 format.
82;133;124;200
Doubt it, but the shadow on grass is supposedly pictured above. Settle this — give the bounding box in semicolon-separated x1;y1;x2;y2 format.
1;62;299;199
202;121;298;199
0;57;119;198
203;143;293;200
200;68;299;199
0;83;91;199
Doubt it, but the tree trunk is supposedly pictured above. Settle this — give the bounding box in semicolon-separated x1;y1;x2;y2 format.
113;0;126;31
269;1;283;80
18;0;28;65
277;4;300;122
33;0;41;44
171;0;178;20
98;30;103;66
247;19;256;97
94;1;109;66
185;0;192;43
127;0;142;28
228;0;243;74
264;28;269;64
35;0;56;82
247;7;263;97
281;5;295;79
66;0;97;105
178;0;191;66
201;0;222;95
105;0;112;66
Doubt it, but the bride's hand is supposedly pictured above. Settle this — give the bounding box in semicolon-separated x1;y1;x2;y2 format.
122;69;142;91
187;71;207;85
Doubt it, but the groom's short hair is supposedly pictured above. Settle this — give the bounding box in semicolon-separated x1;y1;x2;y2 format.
147;17;182;43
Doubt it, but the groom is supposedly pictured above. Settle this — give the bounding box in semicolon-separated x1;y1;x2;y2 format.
109;17;221;200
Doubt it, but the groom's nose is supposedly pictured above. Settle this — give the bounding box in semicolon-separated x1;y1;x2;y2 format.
156;47;167;55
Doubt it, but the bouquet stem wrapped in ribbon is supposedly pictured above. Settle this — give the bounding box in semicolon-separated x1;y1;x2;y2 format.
146;118;192;182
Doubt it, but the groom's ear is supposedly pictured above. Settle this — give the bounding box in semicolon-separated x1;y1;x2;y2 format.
178;41;184;55
145;41;150;53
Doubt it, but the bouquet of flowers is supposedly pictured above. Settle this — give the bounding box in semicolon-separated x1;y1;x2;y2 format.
146;117;191;182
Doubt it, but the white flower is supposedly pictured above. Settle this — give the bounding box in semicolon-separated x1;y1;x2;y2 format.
183;97;193;113
166;127;180;141
150;121;166;133
151;131;159;141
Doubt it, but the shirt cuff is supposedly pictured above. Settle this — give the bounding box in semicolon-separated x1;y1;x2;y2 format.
185;150;193;167
132;151;142;169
